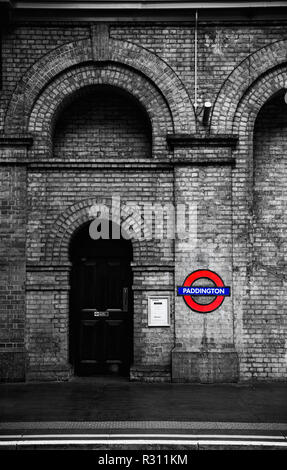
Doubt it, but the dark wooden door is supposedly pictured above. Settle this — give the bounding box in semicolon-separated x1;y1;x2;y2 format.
71;256;133;376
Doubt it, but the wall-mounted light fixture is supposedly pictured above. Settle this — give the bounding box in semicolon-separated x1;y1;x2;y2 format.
202;101;212;126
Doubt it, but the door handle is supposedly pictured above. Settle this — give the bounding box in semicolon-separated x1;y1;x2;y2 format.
81;308;109;317
123;287;128;311
93;311;109;317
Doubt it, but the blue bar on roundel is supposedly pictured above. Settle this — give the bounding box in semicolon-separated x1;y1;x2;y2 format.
177;286;230;296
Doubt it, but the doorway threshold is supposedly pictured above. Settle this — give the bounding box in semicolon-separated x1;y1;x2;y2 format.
70;376;130;385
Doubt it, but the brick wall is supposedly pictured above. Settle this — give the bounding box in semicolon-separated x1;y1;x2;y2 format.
2;23;287;130
53;86;152;160
240;90;287;380
1;18;287;382
0;25;90;128
25;86;174;380
173;157;237;383
174;164;233;350
26;169;175;379
0;163;27;381
110;23;287;107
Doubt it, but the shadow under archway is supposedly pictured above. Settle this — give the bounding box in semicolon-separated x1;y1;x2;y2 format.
69;222;133;377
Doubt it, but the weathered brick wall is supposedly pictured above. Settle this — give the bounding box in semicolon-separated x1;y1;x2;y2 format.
26;171;175;378
240;90;287;380
53;86;152;160
1;18;287;382
111;24;287;107
0;25;90;128
27;171;174;264
26;170;175;378
0;163;27;381
174;164;233;350
131;269;174;382
25;87;174;379
2;23;287;129
173;155;237;383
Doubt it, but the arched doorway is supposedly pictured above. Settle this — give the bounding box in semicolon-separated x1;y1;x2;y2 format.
69;222;133;377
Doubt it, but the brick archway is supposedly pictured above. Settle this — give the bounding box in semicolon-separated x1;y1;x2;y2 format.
230;65;287;214
45;198;153;265
225;64;287;381
210;39;287;133
233;65;287;135
27;64;173;158
5;32;195;135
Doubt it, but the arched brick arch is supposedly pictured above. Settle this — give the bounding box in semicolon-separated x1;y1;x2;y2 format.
5;35;195;134
46;198;153;265
229;65;287;380
211;39;287;133
27;64;173;157
233;65;287;135
229;66;287;225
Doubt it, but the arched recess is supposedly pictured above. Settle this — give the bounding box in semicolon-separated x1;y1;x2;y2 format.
210;39;287;133
227;65;287;380
27;64;172;158
52;84;152;160
4;36;195;135
252;89;287;273
45;198;154;266
243;88;287;380
233;65;287;137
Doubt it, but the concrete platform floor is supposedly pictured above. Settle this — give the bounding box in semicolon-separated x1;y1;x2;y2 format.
0;378;287;449
1;378;287;423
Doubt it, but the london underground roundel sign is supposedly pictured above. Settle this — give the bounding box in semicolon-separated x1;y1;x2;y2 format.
177;269;230;313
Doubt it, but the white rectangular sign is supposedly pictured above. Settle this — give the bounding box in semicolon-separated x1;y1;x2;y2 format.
148;297;170;327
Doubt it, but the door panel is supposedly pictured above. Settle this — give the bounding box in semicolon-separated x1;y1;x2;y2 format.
71;256;132;376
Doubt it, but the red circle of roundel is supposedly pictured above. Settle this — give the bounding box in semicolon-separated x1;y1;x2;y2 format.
182;269;225;313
